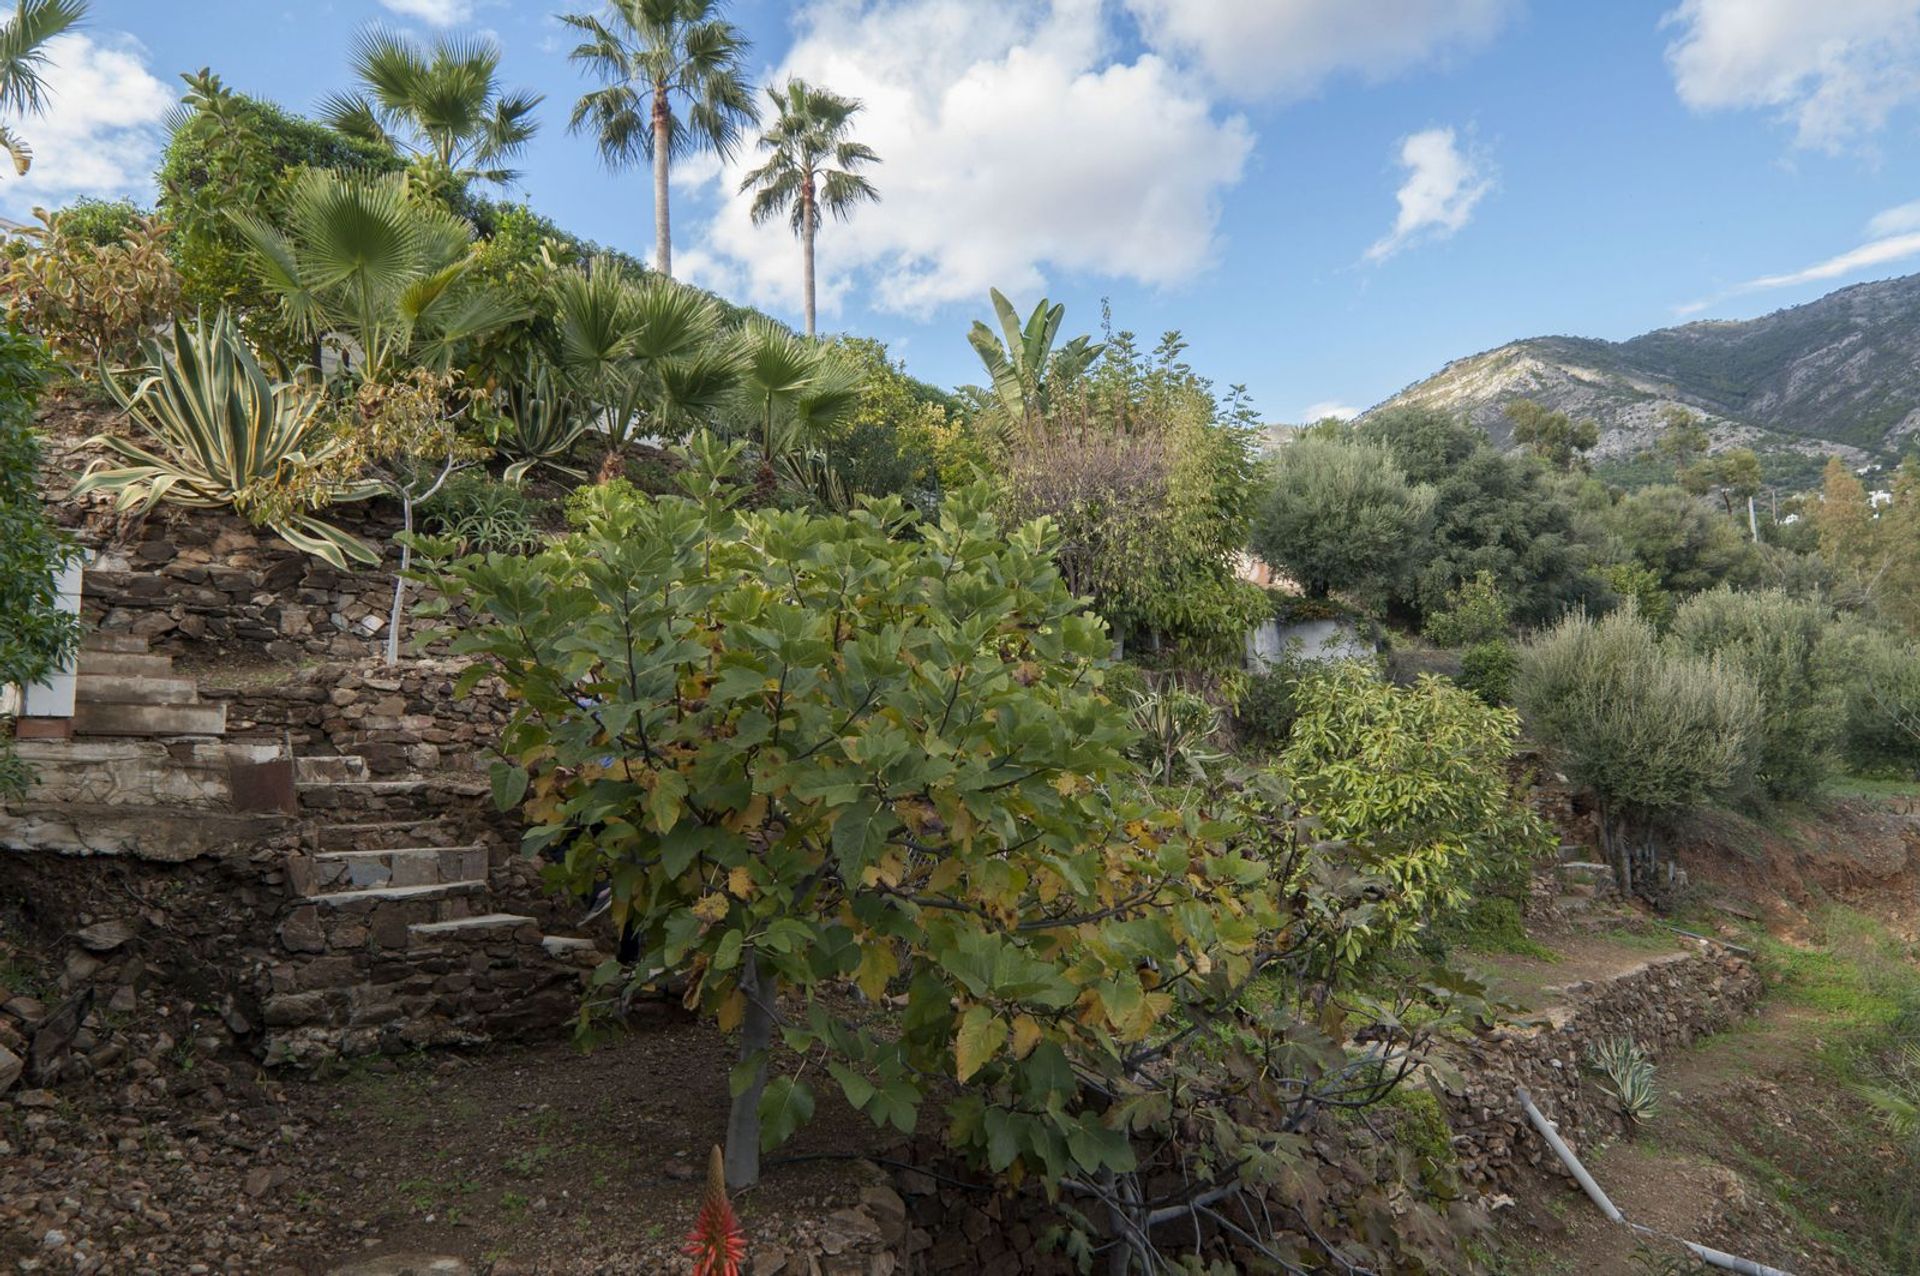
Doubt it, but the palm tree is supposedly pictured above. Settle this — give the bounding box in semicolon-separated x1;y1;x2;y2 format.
0;0;86;177
738;79;879;337
230;168;522;380
559;0;758;278
319;28;542;196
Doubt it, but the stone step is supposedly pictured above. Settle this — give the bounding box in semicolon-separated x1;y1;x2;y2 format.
76;673;201;705
312;845;488;892
409;913;540;949
73;699;227;738
82;633;151;655
312;818;454;853
309;879;489;919
293;755;370;784
75;650;175;678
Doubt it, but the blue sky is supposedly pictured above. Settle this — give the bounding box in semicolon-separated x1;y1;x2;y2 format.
11;1;1920;421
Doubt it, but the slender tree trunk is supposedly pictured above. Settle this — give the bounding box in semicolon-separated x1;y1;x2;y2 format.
386;496;412;668
802;181;817;338
1748;493;1759;542
652;85;672;277
724;950;773;1190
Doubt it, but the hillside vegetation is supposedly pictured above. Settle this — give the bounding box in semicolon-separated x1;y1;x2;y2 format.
1377;272;1920;473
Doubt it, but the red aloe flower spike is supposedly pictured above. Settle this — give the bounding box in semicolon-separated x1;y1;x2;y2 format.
684;1145;748;1276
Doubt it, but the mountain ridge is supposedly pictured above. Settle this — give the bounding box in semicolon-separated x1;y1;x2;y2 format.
1371;272;1920;471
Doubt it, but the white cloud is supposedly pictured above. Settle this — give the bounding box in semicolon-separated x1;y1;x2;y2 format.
0;33;173;214
1124;0;1516;100
1302;400;1361;421
679;0;1253;320
378;0;473;25
1664;0;1920;151
1675;217;1920;314
1867;197;1920;236
1365;126;1491;262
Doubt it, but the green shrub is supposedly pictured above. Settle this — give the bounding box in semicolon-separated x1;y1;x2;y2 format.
1281;660;1553;959
1598;561;1674;631
1234;664;1300;749
1457;639;1518;706
422;472;549;555
419;437;1501;1270
1669;587;1842;800
0;331;80;798
1423;572;1510;648
1516;607;1760;894
1819;621;1920;778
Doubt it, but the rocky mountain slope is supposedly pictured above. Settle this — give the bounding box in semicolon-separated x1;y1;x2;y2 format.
1373;272;1920;466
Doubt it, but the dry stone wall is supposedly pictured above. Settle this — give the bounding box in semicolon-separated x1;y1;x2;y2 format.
1439;943;1761;1189
210;660;513;778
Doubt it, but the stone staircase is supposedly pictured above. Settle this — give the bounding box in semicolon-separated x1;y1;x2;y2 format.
72;634;227;738
261;754;605;1063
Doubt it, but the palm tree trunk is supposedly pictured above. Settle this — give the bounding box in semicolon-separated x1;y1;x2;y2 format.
651;85;672;277
802;182;817;338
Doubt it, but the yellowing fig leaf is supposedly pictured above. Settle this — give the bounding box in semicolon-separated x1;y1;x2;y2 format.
954;1005;1008;1082
1010;1014;1043;1060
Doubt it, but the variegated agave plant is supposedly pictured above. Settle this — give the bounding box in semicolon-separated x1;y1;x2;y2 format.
71;311;380;568
1587;1035;1658;1131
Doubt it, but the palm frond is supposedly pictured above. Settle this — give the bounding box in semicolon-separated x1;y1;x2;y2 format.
0;0;86;117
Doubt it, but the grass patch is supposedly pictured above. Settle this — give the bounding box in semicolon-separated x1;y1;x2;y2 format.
1824;773;1920;801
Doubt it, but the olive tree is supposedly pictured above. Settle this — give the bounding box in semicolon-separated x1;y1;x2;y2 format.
1516;607;1760;896
1250;435;1434;600
1669;587;1841;800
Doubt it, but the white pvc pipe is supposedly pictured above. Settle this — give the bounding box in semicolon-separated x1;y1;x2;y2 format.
1515;1087;1796;1276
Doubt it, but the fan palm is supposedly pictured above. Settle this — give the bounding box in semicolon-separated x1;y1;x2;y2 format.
319;27;542;195
0;0;86;177
230;168;522;380
559;0;758;277
732;317;860;467
551;256;739;451
967;288;1103;427
738;79;879;337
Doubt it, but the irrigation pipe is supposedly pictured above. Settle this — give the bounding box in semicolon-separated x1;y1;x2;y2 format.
1660;924;1755;957
1515;1087;1795;1276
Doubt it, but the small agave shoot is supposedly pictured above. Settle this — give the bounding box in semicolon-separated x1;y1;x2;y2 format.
1588;1036;1658;1136
1127;685;1225;786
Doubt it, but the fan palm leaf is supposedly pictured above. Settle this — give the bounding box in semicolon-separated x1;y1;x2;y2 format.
231;169;517;379
0;0;85;175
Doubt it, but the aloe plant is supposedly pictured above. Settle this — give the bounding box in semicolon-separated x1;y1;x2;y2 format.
72;311;379;568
